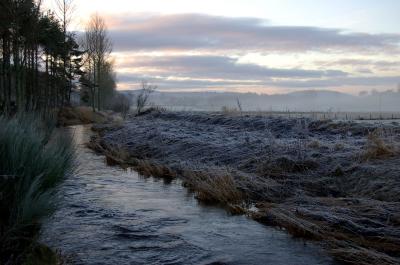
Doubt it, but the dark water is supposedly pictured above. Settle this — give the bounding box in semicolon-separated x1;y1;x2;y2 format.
40;125;335;265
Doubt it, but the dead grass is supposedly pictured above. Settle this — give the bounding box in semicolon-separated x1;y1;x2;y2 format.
88;137;176;178
253;199;400;265
58;107;108;126
108;144;130;162
330;246;399;265
251;204;323;240
133;159;176;178
221;106;239;115
258;156;319;177
362;129;396;160
334;143;345;151
308;140;320;149
183;170;245;213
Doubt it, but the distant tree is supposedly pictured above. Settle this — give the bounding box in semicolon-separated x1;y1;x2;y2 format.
136;80;156;115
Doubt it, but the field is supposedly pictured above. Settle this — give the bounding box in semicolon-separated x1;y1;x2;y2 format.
89;110;400;265
228;111;400;121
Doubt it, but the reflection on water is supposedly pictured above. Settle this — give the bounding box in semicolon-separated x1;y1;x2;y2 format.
40;125;335;265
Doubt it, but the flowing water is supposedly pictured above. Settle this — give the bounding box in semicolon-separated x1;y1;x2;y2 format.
40;125;336;265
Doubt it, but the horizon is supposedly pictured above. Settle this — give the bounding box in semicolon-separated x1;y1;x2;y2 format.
43;0;400;95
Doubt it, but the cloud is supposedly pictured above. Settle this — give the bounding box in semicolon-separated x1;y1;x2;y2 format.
316;59;400;68
107;13;400;53
102;13;400;92
117;66;399;91
115;54;399;91
271;76;400;88
117;55;348;80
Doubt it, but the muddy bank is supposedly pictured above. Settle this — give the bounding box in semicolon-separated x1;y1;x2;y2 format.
89;111;400;265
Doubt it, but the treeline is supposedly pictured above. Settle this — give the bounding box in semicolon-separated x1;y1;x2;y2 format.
0;0;117;115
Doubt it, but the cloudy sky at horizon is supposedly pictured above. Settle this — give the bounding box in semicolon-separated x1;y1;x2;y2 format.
46;0;400;94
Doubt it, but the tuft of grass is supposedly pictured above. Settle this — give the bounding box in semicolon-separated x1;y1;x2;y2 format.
258;156;319;177
133;160;176;179
308;140;320;149
362;129;395;160
221;106;239;115
183;170;244;213
334;143;345;151
0;114;75;264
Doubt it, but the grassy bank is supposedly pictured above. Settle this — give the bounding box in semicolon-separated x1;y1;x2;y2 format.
0;115;75;265
88;111;400;265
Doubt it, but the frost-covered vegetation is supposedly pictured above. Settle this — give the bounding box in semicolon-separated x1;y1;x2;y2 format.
90;111;400;264
0;115;75;264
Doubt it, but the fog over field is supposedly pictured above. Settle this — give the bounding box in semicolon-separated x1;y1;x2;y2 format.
123;89;400;112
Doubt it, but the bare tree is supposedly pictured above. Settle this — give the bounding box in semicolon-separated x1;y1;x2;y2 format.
81;14;112;111
55;0;75;35
136;80;156;115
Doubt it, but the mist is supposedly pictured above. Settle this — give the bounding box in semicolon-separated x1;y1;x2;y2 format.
123;89;400;113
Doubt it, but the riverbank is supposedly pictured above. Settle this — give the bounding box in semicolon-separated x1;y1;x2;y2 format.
89;111;400;265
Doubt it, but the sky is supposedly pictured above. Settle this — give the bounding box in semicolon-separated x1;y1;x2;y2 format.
45;0;400;94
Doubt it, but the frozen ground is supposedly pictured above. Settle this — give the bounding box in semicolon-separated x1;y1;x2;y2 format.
91;111;400;264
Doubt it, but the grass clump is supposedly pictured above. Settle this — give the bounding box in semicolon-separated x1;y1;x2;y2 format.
183;170;245;213
334;143;345;151
0;115;75;265
308;140;320;149
221;106;239;115
362;129;395;160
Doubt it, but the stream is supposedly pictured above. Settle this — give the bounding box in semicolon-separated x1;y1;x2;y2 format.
40;125;336;265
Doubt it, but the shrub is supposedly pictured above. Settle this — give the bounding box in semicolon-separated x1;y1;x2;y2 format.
0;115;75;264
